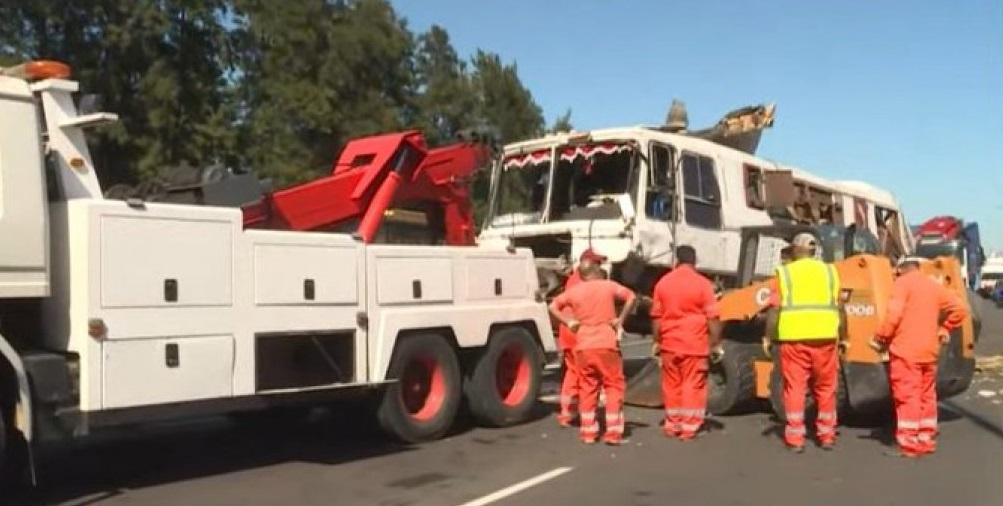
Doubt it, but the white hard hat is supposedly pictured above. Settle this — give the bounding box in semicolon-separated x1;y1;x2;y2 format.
790;233;817;249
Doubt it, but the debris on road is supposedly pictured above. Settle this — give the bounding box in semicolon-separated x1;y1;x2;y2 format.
975;355;1003;374
977;390;997;398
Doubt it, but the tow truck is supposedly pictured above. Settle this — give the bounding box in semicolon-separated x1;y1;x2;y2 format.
0;61;555;483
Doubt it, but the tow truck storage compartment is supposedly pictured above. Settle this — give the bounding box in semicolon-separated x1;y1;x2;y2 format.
464;257;529;300
252;240;359;306
102;335;234;409
100;212;234;308
375;252;453;304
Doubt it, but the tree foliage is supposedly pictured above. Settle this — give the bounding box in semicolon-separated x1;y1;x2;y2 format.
0;0;548;203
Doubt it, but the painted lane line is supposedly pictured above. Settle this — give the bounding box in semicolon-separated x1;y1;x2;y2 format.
456;466;573;506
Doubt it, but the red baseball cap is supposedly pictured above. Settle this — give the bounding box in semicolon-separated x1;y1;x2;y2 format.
579;248;607;263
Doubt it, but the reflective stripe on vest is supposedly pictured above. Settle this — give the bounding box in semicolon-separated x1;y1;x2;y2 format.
776;258;840;341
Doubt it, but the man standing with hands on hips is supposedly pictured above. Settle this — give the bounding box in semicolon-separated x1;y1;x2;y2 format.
549;260;636;445
871;256;967;458
556;248;607;427
650;245;722;440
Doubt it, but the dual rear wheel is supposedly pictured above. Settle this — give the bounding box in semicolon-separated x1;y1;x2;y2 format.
376;328;542;443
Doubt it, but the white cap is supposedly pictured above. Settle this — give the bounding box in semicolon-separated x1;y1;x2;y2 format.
790;233;817;249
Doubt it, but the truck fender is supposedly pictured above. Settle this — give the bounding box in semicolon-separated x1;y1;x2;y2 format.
0;334;32;443
0;332;37;484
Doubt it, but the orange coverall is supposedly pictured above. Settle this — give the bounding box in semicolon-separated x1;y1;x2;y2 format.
552;279;635;443
557;270;582;426
650;264;720;439
875;269;967;455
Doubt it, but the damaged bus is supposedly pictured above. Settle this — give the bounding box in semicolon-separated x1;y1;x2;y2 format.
477;103;913;322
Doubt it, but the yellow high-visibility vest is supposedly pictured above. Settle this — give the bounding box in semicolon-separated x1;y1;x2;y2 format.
776;258;840;341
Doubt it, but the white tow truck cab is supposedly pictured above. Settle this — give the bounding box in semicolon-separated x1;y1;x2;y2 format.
0;62;554;480
478;104;913;306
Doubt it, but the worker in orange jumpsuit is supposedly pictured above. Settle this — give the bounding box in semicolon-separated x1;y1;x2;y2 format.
650;245;722;440
549;262;636;445
556;249;607;427
765;233;843;453
872;257;967;457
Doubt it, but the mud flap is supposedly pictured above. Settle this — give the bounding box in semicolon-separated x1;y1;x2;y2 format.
624;357;663;408
937;330;976;399
842;361;889;416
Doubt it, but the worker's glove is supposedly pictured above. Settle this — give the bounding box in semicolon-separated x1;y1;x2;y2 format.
938;328;951;345
761;337;773;358
566;319;581;333
868;337;887;353
651;341;661;358
837;340;850;356
709;344;725;364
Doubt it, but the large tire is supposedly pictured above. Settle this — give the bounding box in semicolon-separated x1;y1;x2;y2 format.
0;410;6;479
464;327;543;427
707;341;761;415
967;289;982;342
377;333;462;443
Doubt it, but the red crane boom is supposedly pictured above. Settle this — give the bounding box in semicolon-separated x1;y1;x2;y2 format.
242;130;491;245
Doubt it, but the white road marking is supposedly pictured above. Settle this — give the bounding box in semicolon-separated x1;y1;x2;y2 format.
457;467;573;506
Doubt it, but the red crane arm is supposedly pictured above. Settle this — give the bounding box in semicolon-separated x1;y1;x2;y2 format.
242;130;491;245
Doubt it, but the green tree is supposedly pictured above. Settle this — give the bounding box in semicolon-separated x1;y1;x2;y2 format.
469;50;543;144
467;50;544;223
550;109;573;133
0;0;235;185
411;25;476;145
233;0;414;185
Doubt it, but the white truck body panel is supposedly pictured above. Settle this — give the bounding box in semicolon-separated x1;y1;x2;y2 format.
39;199;553;412
0;76;49;297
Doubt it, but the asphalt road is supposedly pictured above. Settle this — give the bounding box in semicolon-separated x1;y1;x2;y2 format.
15;298;1003;506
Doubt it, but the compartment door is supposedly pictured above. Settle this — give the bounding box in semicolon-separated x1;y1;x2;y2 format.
102;336;234;409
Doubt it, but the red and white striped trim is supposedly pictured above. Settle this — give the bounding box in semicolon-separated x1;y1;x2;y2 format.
816;411;837;421
918;418;937;428
785;426;806;436
679;422;702;433
502;143;633;170
503;149;551;170
606;411;625;434
677;408;706;418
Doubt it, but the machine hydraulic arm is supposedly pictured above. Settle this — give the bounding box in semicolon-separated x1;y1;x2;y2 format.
243;131;492;245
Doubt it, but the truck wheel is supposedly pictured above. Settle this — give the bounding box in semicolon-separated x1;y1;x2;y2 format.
0;410;6;477
707;341;760;415
464;327;543;427
377;333;461;443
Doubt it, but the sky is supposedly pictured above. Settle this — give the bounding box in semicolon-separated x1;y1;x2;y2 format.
393;0;1003;251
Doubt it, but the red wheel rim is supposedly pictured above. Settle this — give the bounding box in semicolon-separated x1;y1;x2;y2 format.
496;344;531;407
401;356;446;421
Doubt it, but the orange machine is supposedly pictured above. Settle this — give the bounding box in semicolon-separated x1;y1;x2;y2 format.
712;224;977;418
626;223;979;419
